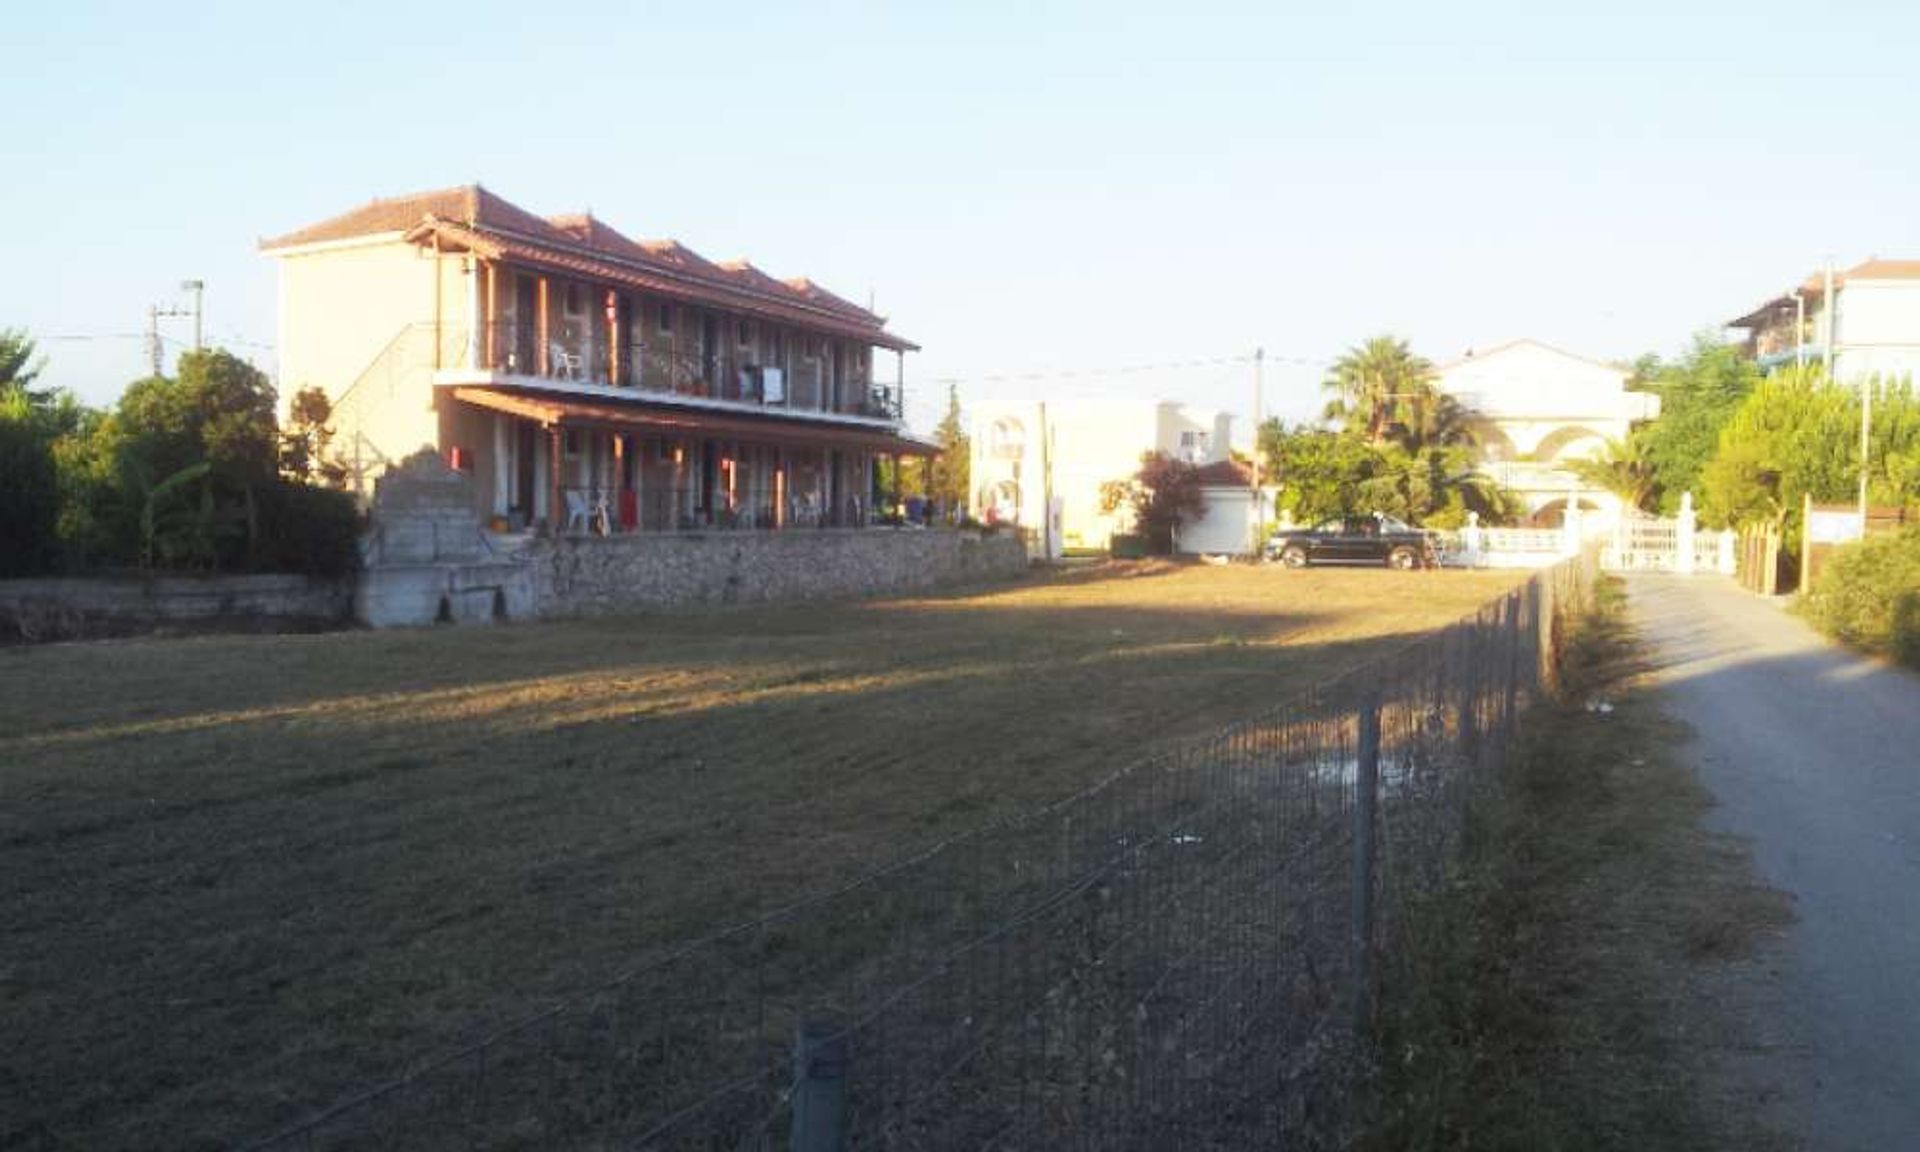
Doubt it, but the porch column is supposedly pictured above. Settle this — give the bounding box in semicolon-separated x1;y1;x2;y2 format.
492;414;511;518
612;433;626;533
548;424;565;535
775;447;787;528
605;289;621;386
467;256;483;368
537;277;551;377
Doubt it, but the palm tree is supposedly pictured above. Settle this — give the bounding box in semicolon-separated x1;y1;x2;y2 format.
1323;336;1435;445
1389;390;1479;454
1567;435;1660;514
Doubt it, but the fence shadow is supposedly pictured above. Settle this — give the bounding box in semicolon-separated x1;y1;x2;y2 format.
232;559;1597;1151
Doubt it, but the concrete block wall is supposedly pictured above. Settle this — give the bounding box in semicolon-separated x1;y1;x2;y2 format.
0;574;350;642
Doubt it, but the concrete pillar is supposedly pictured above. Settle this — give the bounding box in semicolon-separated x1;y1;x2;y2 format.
1676;491;1697;575
1463;511;1483;569
492;414;511;518
1717;528;1736;575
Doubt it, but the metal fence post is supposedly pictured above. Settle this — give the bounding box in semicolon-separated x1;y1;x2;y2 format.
792;1022;849;1152
1351;690;1380;1032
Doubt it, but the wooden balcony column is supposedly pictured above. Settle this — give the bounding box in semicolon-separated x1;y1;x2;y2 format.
484;262;499;369
537;277;551;377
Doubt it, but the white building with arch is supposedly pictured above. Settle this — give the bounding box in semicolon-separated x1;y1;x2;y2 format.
1432;340;1660;527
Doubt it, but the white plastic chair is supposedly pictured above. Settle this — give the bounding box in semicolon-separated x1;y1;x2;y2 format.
564;489;590;534
550;342;584;380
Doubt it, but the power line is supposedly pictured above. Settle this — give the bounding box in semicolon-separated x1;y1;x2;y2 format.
917;349;1329;389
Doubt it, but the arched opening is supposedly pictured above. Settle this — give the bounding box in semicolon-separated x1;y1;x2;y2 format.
989;417;1026;460
1531;425;1609;464
1528;496;1605;528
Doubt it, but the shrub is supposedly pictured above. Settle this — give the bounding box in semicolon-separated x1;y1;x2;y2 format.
254;480;362;579
0;405;58;577
1800;526;1920;668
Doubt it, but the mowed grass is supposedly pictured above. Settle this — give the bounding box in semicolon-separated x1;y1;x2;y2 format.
0;562;1522;1148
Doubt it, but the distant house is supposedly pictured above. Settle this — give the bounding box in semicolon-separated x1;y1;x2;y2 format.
262;184;931;532
1431;339;1660;528
970;400;1267;556
1725;258;1920;384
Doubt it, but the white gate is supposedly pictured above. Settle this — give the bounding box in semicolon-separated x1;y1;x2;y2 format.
1601;513;1735;575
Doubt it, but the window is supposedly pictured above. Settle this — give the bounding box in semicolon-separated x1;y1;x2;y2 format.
564;284;585;315
737;320;751;346
657;303;673;333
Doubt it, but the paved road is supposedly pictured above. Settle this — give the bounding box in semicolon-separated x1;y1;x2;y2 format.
1626;574;1920;1150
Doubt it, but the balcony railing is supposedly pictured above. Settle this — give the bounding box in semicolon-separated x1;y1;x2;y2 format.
557;486;876;536
448;321;899;421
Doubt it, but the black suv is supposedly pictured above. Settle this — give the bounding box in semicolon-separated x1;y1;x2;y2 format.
1264;513;1432;569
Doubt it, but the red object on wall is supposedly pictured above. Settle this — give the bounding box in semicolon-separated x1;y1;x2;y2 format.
448;446;470;471
619;489;638;530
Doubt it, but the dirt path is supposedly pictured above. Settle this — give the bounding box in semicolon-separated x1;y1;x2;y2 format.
1626;573;1920;1150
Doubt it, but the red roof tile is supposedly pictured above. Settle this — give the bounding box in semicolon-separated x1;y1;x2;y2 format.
1191;459;1253;486
262;185;912;348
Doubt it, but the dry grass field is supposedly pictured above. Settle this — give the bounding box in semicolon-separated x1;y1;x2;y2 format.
0;562;1523;1148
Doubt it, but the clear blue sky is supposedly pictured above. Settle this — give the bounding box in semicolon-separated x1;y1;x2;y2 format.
5;0;1917;432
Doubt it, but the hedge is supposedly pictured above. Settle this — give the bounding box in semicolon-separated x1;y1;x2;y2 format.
1800;525;1920;669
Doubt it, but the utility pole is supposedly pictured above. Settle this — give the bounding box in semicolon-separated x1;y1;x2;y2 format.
1038;400;1054;562
180;280;205;349
146;305;161;377
145;300;193;377
1822;256;1836;378
1251;347;1266;549
1794;292;1806;369
1860;369;1873;520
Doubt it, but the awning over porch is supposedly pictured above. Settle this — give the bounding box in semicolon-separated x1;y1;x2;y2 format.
449;385;939;456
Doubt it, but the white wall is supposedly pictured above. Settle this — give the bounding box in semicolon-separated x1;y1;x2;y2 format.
972;400;1229;550
1178;487;1257;555
1835;279;1920;383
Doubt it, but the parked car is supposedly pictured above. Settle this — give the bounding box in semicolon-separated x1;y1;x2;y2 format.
1265;513;1433;569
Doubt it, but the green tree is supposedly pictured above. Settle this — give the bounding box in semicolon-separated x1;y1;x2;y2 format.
928;384;971;517
280;385;347;487
0;328;49;405
1100;451;1206;553
0;388;59;576
1567;434;1660;514
1700;364;1859;536
1258;419;1518;529
1323;335;1435;446
1259;421;1376;523
112;349;279;569
1634;334;1759;512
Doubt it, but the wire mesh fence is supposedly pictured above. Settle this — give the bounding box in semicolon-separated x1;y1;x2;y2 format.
245;555;1597;1151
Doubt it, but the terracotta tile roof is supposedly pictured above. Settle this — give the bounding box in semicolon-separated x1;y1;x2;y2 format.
261;184;572;250
1794;258;1920;297
1191;459;1253;487
262;185;913;348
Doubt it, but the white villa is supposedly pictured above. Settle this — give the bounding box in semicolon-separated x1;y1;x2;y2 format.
1431;339;1660;528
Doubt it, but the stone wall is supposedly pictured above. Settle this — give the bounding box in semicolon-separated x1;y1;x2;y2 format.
532;529;1028;616
0;573;351;643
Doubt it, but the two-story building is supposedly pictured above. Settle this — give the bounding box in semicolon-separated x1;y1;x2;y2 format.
1726;258;1920;383
970;400;1260;555
263;185;930;533
1431;339;1660;528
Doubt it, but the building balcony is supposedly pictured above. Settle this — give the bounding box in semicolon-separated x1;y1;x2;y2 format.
432;321;904;426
